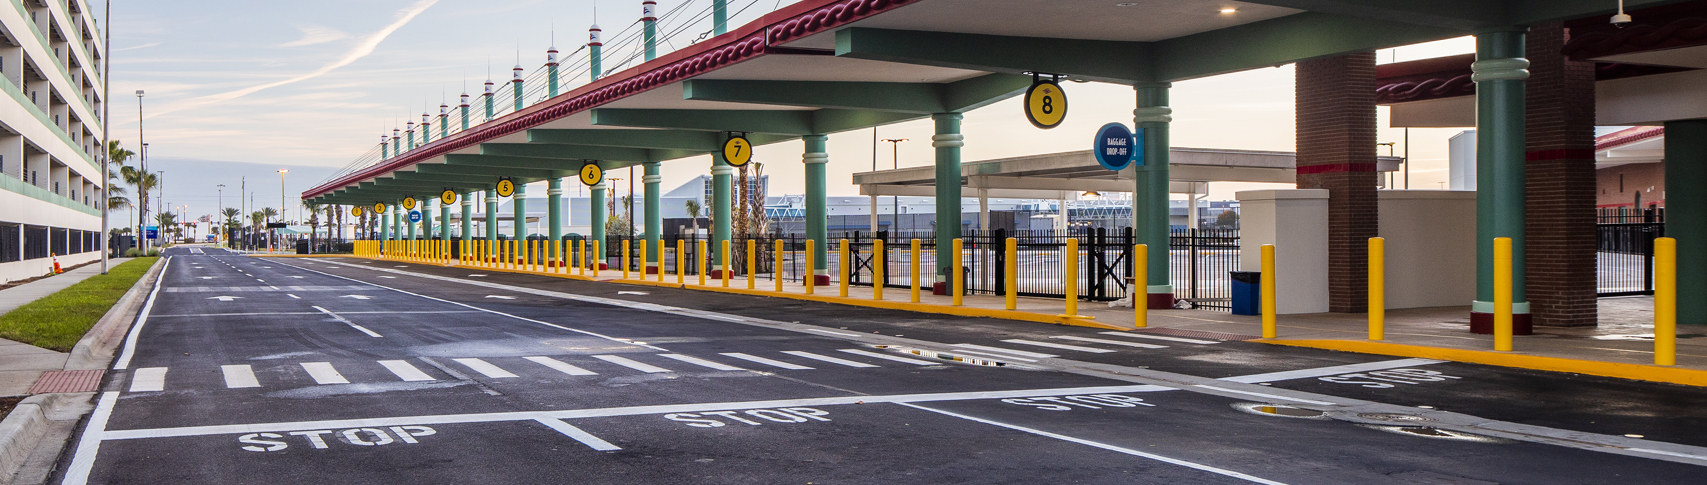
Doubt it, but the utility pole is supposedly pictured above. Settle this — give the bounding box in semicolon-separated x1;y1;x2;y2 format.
278;169;289;251
217;184;225;244
99;0;112;273
156;169;163;247
882;138;907;230
136;91;146;252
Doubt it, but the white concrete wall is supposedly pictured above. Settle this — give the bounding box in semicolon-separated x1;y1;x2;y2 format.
1377;190;1477;309
1236;189;1328;314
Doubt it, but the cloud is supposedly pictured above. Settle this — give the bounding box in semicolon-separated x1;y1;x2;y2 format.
149;0;440;117
281;25;351;47
116;42;163;51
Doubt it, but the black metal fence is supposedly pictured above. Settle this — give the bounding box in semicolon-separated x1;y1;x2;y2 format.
1170;228;1242;310
1597;222;1664;297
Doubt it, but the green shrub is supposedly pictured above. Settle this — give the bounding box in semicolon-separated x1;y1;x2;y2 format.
123;248;141;257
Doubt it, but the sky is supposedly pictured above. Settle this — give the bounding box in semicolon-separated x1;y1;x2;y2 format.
101;0;1478;232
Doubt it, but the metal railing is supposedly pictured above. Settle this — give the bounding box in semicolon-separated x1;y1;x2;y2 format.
1170;228;1242;311
1598;222;1664;297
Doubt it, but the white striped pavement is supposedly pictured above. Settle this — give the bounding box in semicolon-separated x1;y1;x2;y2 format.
782;351;879;368
1002;339;1116;353
378;360;436;381
659;354;746;371
837;348;941;365
221;365;260;388
454;358;519;378
525;356;599;376
130;367;168;392
593;355;672;373
300;362;350;384
1049;335;1167;349
720;353;814;370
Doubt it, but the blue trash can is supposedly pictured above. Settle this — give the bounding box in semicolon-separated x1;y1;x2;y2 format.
1230;271;1261;315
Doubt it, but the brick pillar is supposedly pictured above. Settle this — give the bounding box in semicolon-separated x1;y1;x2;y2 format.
1525;22;1599;327
1296;52;1379;313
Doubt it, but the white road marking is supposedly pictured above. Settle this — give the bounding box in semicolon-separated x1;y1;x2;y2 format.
61;391;119;485
837;348;941;365
1050;335;1168;349
286;294;301;299
721;353;813;370
949;349;1039;362
535;418;622;451
897;403;1287;485
221;365;261;388
1193;385;1337;406
484;295;516;299
468;274;487;277
525;356;599;376
1219;358;1447;384
378;276;397;279
1629;448;1707;462
454;358;519;378
1002;339;1116;353
129;367;168;392
340;295;374;300
300;362;351;384
593;355;672;373
378;360;436;381
953;344;1057;359
782;351;879;368
1098;331;1219;345
659;354;745;371
206;296;242;302
311;306;383;338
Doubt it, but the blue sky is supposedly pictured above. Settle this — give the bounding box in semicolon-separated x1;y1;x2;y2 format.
101;0;1474;230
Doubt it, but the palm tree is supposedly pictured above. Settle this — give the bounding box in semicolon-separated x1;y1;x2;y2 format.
304;202;322;249
684;199;702;236
105;141;135;211
120;166;157;241
154;212;178;244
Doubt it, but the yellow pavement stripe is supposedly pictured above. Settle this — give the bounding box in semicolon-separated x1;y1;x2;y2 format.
1265;339;1707;387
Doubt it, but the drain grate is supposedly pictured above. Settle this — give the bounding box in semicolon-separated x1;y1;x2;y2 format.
1136;328;1257;341
29;370;105;394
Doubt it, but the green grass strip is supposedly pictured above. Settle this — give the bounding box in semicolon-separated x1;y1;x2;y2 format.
0;258;160;351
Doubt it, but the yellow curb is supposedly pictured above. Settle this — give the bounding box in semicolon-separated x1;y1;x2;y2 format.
251;254;350;258
1266;339;1707;387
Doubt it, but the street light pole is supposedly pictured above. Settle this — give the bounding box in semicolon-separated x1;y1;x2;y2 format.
136;90;145;252
99;0;112;273
278;169;289;252
217;184;225;245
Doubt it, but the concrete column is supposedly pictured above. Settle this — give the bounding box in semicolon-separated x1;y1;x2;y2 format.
804;135;829;278
712;145;735;270
548;178;564;243
869;196;879;233
438;199;450;238
1472;29;1532;334
485;189;499;244
644;162;662;271
1667;119;1707;325
590;181;608;249
407;200;418;240
932;113;963;286
392;202;402;240
513;184;528;242
381;205;391;240
421;199;434;239
1295;52;1379;313
1134;83;1172;308
461;191;475;240
1524;22;1599;327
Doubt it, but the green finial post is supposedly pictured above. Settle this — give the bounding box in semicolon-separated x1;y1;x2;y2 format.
642;1;658;61
713;0;727;35
589;25;603;81
547;47;560;97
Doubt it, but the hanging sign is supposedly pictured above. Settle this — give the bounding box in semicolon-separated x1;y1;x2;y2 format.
1093;122;1143;171
402;196;417;210
496;178;516;197
722;135;752;167
1024;76;1067;129
441;189;458;205
409;210;423;223
579;162;604;186
373;202;387;214
351;206;364;217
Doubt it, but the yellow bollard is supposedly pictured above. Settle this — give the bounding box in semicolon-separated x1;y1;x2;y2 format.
909;239;921;303
1006;238;1018;310
721;240;731;287
1134;244;1147;328
622;239;631;280
677;239;686;284
839;239;850;297
952;238;964;306
578;239;587;276
873;239;885;301
1369;237;1385;341
805;239;816;295
697;240;707;286
1656;237;1677;366
637;240;648;280
657;240;666;282
747;239;756;290
592;240;601;277
774;239;784;292
1062;238;1080;317
1494;237;1513;351
1261;244;1276;338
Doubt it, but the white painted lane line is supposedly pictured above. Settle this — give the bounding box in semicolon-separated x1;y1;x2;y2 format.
949;349;1039;363
453;358;519;378
782;351;879;368
1219;358;1447;384
659;354;745;371
311;306;383;338
378;360;436;382
897;403;1287;485
838;349;941;365
300;362;351;384
1193;385;1337;406
525;356;599;376
1098;331;1219;345
221;365;261;388
1050;335;1168;349
593;355;672;373
720;353;813;370
535;418;622;451
953;344;1058;359
129;367;168;392
60;391;118;485
114;257;173;370
1002;339;1116;353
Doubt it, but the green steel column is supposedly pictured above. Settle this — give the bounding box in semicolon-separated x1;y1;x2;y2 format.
932;113;964;283
421;199;433;239
804;135;829;276
407;199;418;240
392;130;400;155
1135;83;1172;308
644;162;662;270
712;139;734;270
485;189;499;255
460;94;471;130
392;202;403;240
713;0;728;35
1667;120;1707;325
642;1;658;61
380;205;391;240
439;105;448;138
590;180;608;256
461;191;475;240
406;124;415;150
381;135;389;160
1472;29;1530;320
548;178;564;244
547;47;559;97
589;25;603;81
484;80;495;120
512;65;525;113
439;198;450;239
421;114;431;144
513;183;528;242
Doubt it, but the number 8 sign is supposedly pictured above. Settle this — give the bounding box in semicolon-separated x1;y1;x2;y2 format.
1025;78;1067;129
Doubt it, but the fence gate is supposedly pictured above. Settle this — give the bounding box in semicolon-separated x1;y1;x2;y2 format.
1597;223;1663;297
1170;228;1241;311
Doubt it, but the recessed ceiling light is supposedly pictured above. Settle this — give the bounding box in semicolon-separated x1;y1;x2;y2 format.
1220;7;1238;13
1116;2;1138;6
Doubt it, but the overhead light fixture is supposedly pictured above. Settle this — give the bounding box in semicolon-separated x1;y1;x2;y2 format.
1220;7;1237;13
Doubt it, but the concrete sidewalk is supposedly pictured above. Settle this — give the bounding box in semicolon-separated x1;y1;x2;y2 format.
0;259;131;396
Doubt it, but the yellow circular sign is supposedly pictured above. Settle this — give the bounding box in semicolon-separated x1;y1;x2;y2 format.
722;135;752;167
351;205;364;217
579;163;604;186
1024;80;1067;129
373;202;387;214
441;190;457;205
496;178;516;197
402;197;417;210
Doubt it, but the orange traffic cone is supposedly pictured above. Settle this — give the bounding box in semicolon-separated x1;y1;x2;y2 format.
50;253;62;274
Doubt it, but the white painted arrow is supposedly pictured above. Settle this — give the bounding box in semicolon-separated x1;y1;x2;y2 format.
206;296;242;302
485;295;516;300
340;295;374;300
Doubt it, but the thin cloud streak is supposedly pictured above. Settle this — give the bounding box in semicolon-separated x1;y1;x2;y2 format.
115;42;162;51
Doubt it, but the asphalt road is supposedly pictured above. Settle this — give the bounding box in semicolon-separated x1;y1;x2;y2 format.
52;246;1707;484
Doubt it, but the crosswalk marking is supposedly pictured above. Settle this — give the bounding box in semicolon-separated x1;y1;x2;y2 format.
131;367;168;392
454;358;518;378
659;354;746;371
300;362;350;384
1002;339;1116;353
837;349;941;365
947;349;1039;362
1050;335;1167;349
378;360;436;381
1098;331;1219;345
782;351;879;368
525;356;599;376
593;355;672;373
720;353;813;370
953;344;1058;359
221;365;260;388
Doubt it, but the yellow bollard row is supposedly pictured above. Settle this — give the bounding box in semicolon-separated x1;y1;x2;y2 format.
952;238;964;307
622;240;631;280
677;240;686;284
1006;238;1018;310
697;240;707;286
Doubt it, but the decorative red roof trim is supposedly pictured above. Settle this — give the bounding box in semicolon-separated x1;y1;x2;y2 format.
1595;127;1664;152
307;0;920;200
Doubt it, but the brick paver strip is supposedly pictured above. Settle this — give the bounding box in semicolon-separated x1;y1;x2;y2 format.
29;370;105;394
